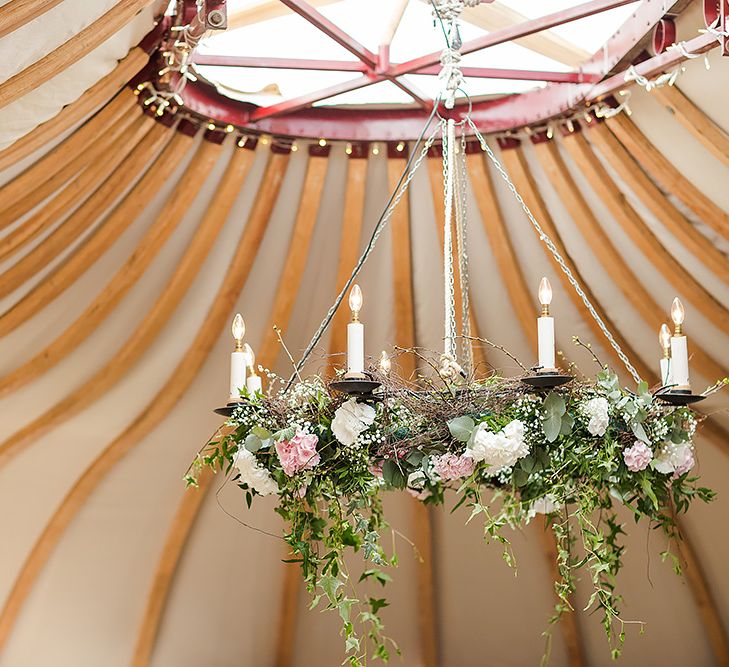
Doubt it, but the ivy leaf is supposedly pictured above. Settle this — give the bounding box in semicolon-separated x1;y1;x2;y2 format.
345;637;360;654
447;416;475;442
244;434;262;452
320;574;343;604
382;459;406;489
369;597;389;613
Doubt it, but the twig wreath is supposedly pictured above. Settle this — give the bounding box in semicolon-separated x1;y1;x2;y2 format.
187;342;717;665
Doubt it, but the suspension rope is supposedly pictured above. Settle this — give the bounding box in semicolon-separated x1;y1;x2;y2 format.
467;118;642;384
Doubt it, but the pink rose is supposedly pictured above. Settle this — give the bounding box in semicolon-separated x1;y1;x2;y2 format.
275;432;321;477
432;452;476;481
623;440;652;472
672;449;695;479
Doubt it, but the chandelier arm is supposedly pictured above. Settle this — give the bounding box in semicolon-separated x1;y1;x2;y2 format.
284;104;442;391
467;118;643;384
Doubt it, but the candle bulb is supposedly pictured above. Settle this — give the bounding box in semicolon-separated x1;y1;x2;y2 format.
659;323;672;386
244;343;263;394
229;314;247;401
379;350;391;375
347;284;365;377
537;277;556;372
669;297;690;389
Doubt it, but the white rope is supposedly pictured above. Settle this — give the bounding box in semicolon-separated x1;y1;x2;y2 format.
442;118;458;360
467;118;643;384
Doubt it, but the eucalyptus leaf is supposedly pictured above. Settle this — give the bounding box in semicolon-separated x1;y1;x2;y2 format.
251;426;271;440
543;392;566;417
520;455;536;474
631;421;648;443
543;414;562;442
560;412;575;436
244;434;262;452
447;415;475;442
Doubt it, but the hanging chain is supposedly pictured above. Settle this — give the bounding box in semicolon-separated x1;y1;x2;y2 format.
285;121;441;388
466;117;642;384
442;118;458;360
455;123;473;372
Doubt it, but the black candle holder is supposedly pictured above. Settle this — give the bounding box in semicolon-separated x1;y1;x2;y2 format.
213;400;247;417
655;389;706;406
330;372;381;398
521;370;573;390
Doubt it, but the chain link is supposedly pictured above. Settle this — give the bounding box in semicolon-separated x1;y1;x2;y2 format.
467;118;642;384
441;119;458;360
455;123;473;371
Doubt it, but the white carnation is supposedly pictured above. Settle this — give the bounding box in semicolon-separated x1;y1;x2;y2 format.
529;494;561;516
233;448;279;496
465;419;529;476
652;441;695;476
582;397;609;436
331;398;376;448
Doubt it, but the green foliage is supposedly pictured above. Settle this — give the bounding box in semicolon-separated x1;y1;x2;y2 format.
189;369;717;664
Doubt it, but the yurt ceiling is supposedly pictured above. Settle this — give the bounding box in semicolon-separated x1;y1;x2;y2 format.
0;1;728;666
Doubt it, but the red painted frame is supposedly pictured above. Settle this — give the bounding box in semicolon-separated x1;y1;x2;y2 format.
177;0;702;139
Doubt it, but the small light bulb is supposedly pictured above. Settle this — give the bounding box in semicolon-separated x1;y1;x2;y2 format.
671;297;685;333
345;143;353;155
231;314;245;349
659;323;671;357
349;284;363;320
372;144;380;156
546;126;553;140
243;342;256;373
291;142;298;152
584;112;593;124
318;138;327;147
207;121;216;131
538;277;553;314
225;124;234;133
237;137;247;148
566;119;575;133
136;83;145;91
261;136;270;145
396;141;405;152
379;350;391;374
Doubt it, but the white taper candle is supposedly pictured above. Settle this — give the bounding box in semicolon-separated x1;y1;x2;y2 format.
670;298;690;389
347;284;365;376
229;314;247;401
538;317;556;370
537;277;555;371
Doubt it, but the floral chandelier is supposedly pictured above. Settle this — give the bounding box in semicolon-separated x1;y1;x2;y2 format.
187;2;724;663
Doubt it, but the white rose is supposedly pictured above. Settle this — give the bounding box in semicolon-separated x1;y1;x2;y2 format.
331;398;376;447
407;470;427;489
233;448;279;496
652;441;694;476
583;397;609;436
465;419;529;476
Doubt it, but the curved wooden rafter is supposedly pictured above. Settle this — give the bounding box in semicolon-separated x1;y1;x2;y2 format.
0;135;220;403
497;145;654;383
0;110;148;264
327;154;368;375
387;153;439;667
0;125;188;339
0;91;137;227
535;137;727;385
605;115;729;244
587;120;729;284
467;150;585;666
572;125;729;334
0;50;148;172
0;0;65;40
0;0;155;111
652;84;729;172
0;142;267;656
131;151;330;667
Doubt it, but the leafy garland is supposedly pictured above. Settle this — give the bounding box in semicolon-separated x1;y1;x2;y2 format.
187;360;715;664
